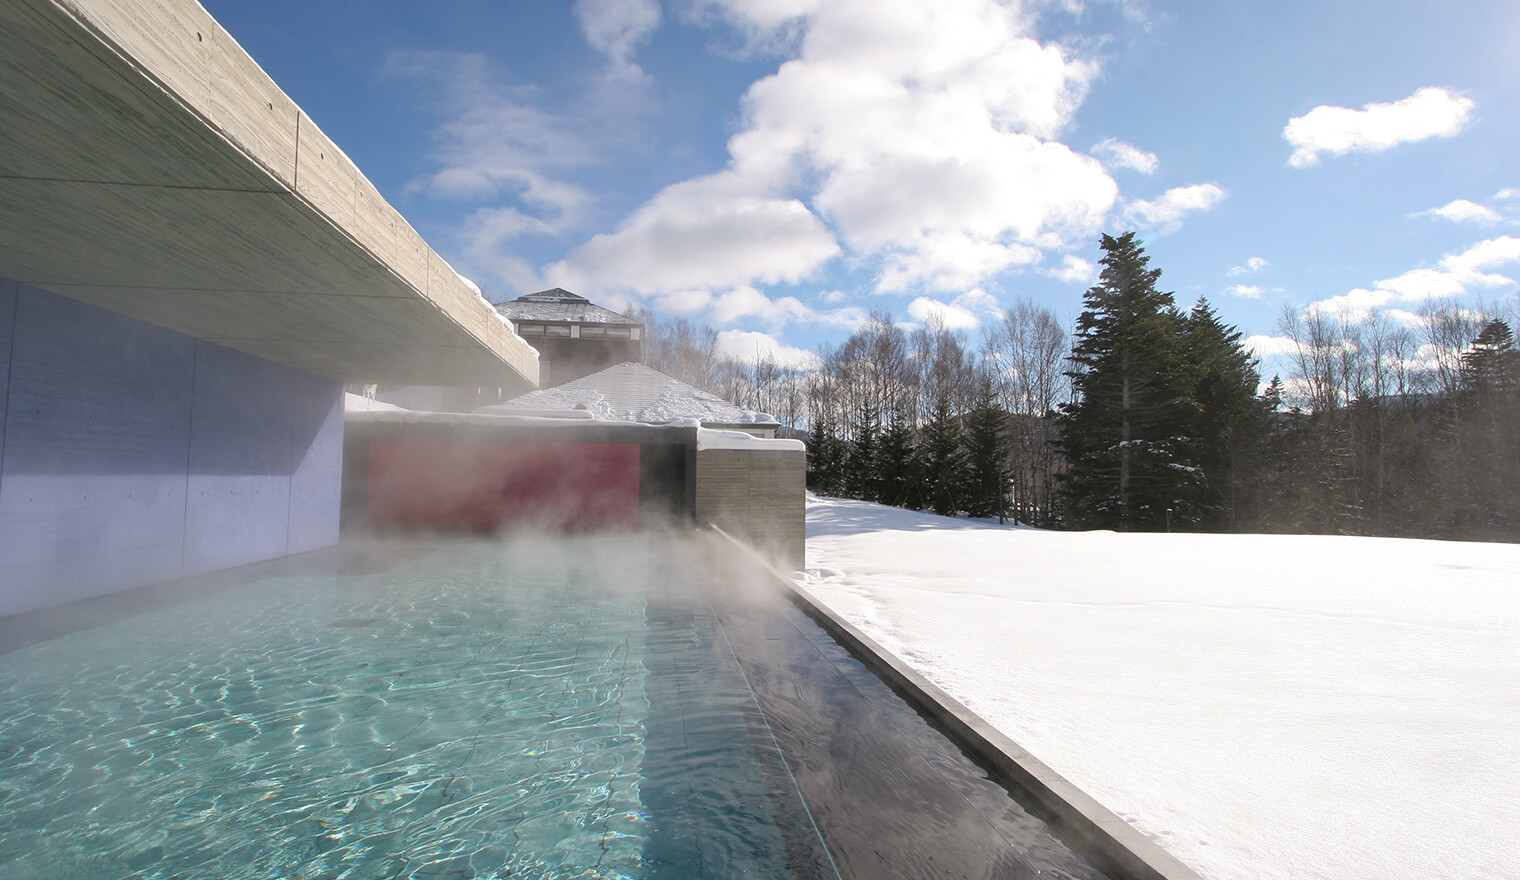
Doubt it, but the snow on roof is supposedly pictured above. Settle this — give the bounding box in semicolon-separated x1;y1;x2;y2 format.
480;361;780;427
698;428;803;451
494;288;641;325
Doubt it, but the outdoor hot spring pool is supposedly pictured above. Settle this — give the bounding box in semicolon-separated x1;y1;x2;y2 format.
0;535;1111;880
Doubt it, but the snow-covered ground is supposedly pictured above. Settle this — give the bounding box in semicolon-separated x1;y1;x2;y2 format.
796;495;1520;880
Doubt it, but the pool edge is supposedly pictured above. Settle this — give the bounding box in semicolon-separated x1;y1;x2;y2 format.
707;527;1207;880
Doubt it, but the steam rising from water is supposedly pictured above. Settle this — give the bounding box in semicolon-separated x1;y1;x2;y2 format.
0;531;797;879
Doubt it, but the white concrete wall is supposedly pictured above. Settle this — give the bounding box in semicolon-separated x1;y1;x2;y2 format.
0;281;343;616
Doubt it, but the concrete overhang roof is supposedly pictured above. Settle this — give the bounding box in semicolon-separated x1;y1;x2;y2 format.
0;0;538;391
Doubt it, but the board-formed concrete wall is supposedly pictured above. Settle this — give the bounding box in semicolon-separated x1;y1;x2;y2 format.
695;448;806;571
0;281;343;616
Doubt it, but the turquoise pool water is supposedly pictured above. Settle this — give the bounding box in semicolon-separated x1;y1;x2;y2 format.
0;537;819;880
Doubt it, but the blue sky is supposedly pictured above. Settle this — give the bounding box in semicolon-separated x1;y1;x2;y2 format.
202;0;1520;372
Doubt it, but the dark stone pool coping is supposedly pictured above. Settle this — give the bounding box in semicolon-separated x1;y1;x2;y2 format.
709;528;1207;880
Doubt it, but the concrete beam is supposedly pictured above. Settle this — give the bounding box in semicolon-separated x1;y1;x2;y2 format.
0;0;538;390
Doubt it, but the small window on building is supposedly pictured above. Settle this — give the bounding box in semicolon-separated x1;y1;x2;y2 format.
604;326;631;339
517;323;545;336
580;325;606;338
545;324;572;337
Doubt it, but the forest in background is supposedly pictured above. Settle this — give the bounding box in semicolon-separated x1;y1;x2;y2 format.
630;234;1520;542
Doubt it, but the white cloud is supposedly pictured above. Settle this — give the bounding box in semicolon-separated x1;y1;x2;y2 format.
456;206;554;292
905;288;1002;329
575;0;662;80
710;285;816;326
680;0;823;56
715;329;822;369
653;289;713;315
1376;236;1520;300
664;283;867;333
1445;235;1520;271
546;172;841;294
555;0;1118;298
1091;138;1159;174
955;287;1003;315
1410;199;1503;225
1122;183;1227;234
876;233;1042;293
908;297;981;329
1384;308;1427;329
1223;284;1265;299
1228;256;1269;276
1245;334;1298;359
1046;254;1097;283
1497;188;1520;200
1310;287;1395;317
1284;86;1475;168
1310;236;1520;315
389;51;595;213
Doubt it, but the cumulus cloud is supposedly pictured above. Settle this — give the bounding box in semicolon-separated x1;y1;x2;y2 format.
1410;199;1503;225
1228;256;1268;276
1046;254;1097;283
575;0;662;80
1310;236;1520;316
1122;183;1227;234
653;289;713;315
905;288;1003;329
908;297;981;329
1311;288;1395;317
715;329;822;369
554;0;1117;298
1377;236;1520;299
1091;137;1158;174
660;282;864;332
546;172;841;294
709;285;816;326
1245;334;1298;359
1497;188;1520;200
1283;86;1475;168
1224;284;1265;299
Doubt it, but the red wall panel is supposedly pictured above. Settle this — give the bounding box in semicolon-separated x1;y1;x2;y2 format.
367;440;640;531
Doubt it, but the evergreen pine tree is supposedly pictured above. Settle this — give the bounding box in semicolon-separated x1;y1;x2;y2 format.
1459;320;1519;393
921;394;965;517
1452;320;1520;538
806;412;847;497
902;442;930;511
845;406;879;501
1057;232;1203;530
1182;298;1267;529
875;416;917;508
963;380;1010;521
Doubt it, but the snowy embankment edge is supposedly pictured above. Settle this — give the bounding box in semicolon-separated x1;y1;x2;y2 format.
708;526;1205;880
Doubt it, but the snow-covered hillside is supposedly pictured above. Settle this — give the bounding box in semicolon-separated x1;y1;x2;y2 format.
796;495;1520;880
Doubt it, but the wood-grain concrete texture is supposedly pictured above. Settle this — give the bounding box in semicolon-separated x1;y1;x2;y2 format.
0;0;538;389
695;448;805;570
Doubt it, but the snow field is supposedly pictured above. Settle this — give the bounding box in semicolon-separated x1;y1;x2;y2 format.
797;495;1520;880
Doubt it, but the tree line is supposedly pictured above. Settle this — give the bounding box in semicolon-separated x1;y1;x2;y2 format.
634;233;1520;541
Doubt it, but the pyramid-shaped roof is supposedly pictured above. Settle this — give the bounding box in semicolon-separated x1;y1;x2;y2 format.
494;288;640;325
481;362;779;428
